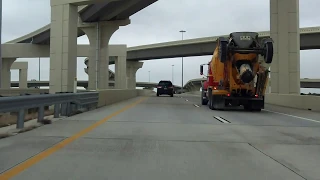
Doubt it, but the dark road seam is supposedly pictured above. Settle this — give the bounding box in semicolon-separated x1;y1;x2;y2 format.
248;143;307;180
23;136;320;145
103;121;320;127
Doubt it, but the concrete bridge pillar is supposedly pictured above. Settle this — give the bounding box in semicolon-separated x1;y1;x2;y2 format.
80;20;130;90
127;62;143;89
49;3;78;93
19;69;28;89
0;58;15;88
114;56;127;89
11;62;28;89
270;0;300;94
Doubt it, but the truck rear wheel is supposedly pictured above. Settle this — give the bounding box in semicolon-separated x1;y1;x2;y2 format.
208;89;214;109
244;101;262;112
201;87;208;105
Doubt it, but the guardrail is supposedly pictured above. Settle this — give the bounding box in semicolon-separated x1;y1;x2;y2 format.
0;92;99;129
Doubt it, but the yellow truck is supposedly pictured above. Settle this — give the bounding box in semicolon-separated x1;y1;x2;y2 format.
200;32;273;111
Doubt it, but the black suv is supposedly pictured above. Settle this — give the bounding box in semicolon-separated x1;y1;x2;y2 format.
157;80;174;97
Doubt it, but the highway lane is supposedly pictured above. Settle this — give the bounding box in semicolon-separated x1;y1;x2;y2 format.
0;94;319;180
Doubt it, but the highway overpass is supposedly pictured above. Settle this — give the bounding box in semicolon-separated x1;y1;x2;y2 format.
9;78;319;90
6;0;157;44
183;78;320;91
10;81;182;89
126;27;320;61
2;27;320;61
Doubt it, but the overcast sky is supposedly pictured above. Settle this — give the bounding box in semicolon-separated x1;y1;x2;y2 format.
2;0;320;91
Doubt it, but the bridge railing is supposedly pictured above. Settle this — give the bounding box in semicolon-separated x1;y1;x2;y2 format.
0;92;99;129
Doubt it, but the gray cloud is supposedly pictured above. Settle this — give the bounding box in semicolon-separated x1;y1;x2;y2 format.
2;0;320;93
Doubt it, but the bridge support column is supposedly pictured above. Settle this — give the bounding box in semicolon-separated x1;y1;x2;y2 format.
11;62;28;88
270;0;300;94
127;62;143;89
19;69;28;89
81;20;130;90
0;58;15;88
114;56;127;89
49;3;78;93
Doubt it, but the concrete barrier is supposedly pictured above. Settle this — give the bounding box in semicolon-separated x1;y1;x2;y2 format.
265;93;320;112
97;89;154;107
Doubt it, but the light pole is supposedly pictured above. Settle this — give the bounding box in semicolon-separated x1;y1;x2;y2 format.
0;0;3;88
38;57;41;81
179;30;186;93
148;71;150;82
171;65;174;83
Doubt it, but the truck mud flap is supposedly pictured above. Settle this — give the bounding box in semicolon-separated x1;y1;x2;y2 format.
212;95;225;110
249;99;264;109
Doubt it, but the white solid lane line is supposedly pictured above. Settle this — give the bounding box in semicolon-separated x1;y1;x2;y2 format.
263;109;320;123
193;104;200;108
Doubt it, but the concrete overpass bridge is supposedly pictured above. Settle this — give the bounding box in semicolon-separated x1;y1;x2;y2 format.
126;27;320;61
3;26;320;93
2;0;158;92
10;81;181;90
183;78;320;92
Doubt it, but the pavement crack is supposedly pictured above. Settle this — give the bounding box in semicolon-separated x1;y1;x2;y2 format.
248;143;307;180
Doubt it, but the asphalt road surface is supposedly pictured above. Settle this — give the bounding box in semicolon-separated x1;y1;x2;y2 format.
1;93;320;180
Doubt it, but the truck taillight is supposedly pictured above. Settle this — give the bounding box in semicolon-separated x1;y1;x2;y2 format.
227;93;230;97
213;87;217;90
255;94;259;98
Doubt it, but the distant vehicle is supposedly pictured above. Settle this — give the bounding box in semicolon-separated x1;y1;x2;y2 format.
157;80;174;97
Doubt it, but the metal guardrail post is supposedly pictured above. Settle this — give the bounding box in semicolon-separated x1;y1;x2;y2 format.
17;109;25;129
54;103;60;118
61;103;67;116
38;106;44;122
66;102;71;116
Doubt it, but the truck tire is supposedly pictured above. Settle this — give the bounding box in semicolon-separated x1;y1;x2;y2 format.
244;102;262;112
218;38;228;63
201;87;208;105
208;89;214;109
263;40;273;64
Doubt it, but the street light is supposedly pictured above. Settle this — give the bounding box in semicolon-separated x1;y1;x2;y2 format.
148;71;150;82
0;0;3;88
171;65;174;83
39;57;41;81
179;30;186;93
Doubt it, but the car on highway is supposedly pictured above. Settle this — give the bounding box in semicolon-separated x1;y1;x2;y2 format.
156;80;174;97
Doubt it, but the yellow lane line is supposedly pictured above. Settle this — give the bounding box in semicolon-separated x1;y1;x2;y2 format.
0;97;147;179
